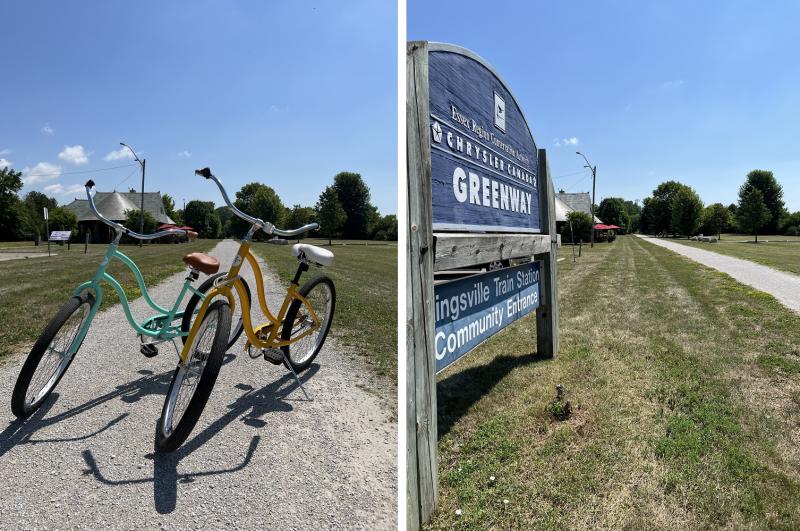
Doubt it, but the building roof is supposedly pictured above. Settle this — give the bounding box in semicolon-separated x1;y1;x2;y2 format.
64;191;175;224
556;192;602;223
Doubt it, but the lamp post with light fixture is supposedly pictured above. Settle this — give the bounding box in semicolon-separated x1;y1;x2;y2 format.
576;151;597;247
120;142;145;246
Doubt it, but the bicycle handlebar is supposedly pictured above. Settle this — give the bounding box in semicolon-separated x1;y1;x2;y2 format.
194;168;319;237
84;180;187;240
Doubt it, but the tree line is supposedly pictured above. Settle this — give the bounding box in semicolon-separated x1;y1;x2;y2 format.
0;166;396;242
166;171;396;241
638;170;795;241
0;168;79;240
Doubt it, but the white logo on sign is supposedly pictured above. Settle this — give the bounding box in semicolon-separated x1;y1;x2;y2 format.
431;121;443;143
494;92;506;132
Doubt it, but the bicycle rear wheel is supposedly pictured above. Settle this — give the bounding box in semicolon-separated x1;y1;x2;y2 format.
280;275;335;372
11;291;94;417
157;299;231;452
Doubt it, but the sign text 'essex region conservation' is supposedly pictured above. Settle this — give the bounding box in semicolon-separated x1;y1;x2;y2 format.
427;50;540;233
434;262;541;373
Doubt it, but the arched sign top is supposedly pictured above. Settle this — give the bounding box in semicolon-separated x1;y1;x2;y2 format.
423;41;541;233
427;42;539;152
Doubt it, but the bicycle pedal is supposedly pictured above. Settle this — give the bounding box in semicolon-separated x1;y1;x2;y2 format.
140;344;159;358
262;348;285;365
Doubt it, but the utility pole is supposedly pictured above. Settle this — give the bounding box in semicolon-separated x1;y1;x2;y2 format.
576;151;597;248
120;142;145;245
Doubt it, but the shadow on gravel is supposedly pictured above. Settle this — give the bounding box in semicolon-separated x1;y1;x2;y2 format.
81;362;320;514
0;368;172;459
437;353;551;440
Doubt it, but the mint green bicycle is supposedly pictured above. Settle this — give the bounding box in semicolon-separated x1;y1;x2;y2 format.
11;180;232;450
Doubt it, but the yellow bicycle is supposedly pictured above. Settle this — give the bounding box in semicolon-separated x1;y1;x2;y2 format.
156;168;336;451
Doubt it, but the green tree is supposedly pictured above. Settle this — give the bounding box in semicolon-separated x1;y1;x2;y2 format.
779;211;800;235
183;200;220;239
560;211;593;244
48;207;78;233
0;167;24;240
332;172;373;239
596;197;630;232
123;209;157;235
315;186;346;244
19;191;59;239
671;186;703;238
742;170;784;233
231;182;286;239
736;186;771;243
372;214;398;241
215;206;235;237
701;203;732;239
162;193;177;221
285;204;317;239
641;181;688;236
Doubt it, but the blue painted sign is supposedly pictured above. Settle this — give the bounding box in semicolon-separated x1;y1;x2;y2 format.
434;262;541;373
428;47;540;233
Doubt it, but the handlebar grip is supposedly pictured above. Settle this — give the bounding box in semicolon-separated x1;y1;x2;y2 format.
85;179;95;188
195;168;212;179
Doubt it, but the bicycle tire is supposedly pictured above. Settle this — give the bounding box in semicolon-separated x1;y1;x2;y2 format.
11;291;95;418
280;275;336;372
181;272;250;351
157;299;231;452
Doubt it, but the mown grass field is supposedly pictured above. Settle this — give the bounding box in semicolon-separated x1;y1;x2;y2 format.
0;241;215;360
672;236;800;276
429;235;800;529
251;240;397;383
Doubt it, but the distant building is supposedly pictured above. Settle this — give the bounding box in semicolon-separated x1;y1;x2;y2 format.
556;192;603;223
64;191;175;243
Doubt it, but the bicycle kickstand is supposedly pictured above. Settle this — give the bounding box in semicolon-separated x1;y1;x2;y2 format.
285;360;312;401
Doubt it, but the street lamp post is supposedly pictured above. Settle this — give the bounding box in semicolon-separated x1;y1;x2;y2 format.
576;151;597;248
120;142;145;245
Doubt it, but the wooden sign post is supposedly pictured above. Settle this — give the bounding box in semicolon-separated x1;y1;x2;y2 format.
406;41;559;529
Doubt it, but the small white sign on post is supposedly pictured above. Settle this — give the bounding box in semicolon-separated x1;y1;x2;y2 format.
43;207;48;220
49;231;72;242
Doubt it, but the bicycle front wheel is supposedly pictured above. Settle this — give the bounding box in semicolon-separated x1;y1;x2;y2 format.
181;272;251;351
157;299;231;452
11;291;95;418
280;275;336;372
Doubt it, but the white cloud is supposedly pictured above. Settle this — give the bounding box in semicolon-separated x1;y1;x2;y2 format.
41;123;54;136
58;145;90;165
0;158;11;168
554;137;579;147
43;183;84;197
661;79;685;90
177;150;192;159
104;146;135;161
22;162;62;185
0;149;10;156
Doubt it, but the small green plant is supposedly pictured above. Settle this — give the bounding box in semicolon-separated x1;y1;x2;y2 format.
547;384;572;421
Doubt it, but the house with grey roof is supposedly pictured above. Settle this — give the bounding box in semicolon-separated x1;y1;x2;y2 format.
64;191;174;243
556;192;603;223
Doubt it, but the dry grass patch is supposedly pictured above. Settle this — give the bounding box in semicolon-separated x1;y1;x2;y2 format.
428;235;800;530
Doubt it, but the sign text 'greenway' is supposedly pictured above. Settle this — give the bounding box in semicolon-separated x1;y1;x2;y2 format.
434;262;541;373
428;50;540;233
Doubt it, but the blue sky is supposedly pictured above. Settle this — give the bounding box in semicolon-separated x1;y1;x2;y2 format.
0;1;396;214
409;0;800;211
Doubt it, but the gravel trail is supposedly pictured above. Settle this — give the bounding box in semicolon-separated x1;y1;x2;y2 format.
636;235;800;313
0;239;396;529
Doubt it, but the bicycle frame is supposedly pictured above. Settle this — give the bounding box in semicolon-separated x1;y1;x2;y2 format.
182;229;321;363
70;234;206;356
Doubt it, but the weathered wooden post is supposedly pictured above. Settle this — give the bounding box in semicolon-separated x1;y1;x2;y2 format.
407;41;559;529
407;40;438;530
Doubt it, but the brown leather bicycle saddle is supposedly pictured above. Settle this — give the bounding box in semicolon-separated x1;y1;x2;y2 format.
183;252;220;274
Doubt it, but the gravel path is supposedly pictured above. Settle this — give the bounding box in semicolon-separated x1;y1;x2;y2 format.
636;235;800;313
0;240;396;529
